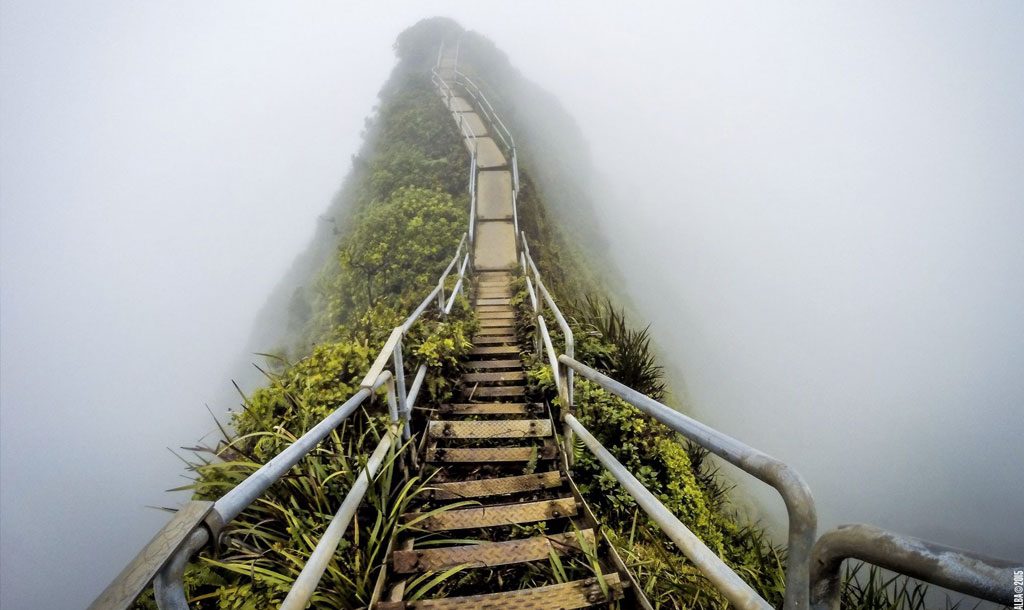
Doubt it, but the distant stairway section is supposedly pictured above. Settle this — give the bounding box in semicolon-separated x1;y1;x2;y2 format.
439;47;519;273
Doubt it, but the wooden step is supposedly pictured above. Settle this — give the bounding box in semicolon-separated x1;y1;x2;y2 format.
464;359;521;370
461;371;525;383
392;528;592;573
438;403;537;415
472;335;517;346
428;470;563;501
403;497;577;531
426;443;557;463
428;419;551;440
476;297;511;306
469;345;520;357
462;385;526;398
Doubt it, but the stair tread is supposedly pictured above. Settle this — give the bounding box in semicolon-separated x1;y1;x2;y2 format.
463;385;527;398
426;444;557;463
464;359;521;370
468;345;520;356
428;470;563;501
439;403;538;415
428;419;550;439
403;496;577;531
472;335;518;345
392;528;592;573
461;371;525;383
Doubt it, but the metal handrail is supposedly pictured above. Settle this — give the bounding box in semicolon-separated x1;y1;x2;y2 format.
810;524;1021;610
566;414;773;610
93;156;475;609
559;355;817;610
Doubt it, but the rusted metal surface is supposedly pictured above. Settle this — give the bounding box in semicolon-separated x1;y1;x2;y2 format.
426;444;557;463
429;471;562;500
87;501;213;610
429;419;551;439
392;529;595;573
810;524;1022;610
461;385;526;398
476;311;514;320
461;370;525;383
404;497;577;531
468;345;520;356
438;402;534;415
477;319;512;329
470;335;518;346
396;573;623;609
463;359;522;370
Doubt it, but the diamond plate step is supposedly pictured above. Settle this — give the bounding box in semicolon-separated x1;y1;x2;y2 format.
464;359;521;370
438;403;538;416
403;497;577;531
462;385;526;398
427;471;563;501
477;311;515;320
392;528;592;573
461;371;525;383
425;443;557;463
468;345;520;357
472;335;518;346
428;419;550;440
377;573;623;609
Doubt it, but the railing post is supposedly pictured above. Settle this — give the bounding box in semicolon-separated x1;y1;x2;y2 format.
437;279;446;314
391;338;410;442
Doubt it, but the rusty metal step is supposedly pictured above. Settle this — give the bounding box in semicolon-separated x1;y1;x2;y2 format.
461;371;525;383
428;419;551;440
475;329;516;337
477;310;514;320
392;528;593;573
438;403;537;416
425;443;557;463
378;574;623;609
479;318;515;329
464;359;520;370
462;385;526;398
468;345;520;357
403;496;577;531
428;471;562;500
471;335;518;346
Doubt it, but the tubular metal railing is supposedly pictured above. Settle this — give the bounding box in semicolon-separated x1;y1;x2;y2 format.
90;221;471;609
439;48;1020;610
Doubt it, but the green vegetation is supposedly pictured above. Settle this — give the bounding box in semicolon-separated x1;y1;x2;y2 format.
145;17;945;610
136;33;477;609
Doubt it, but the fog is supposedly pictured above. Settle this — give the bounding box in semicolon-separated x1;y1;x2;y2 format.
1;2;1021;608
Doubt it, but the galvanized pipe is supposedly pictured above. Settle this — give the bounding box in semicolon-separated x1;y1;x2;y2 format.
559;355;817;610
538;316;561;392
565;415;773;610
212;385;373;526
406;364;428;411
279;430;397;610
153;528;210;610
810;524;1021;610
391;343;409;442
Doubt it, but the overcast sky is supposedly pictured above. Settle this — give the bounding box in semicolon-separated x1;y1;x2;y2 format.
2;2;1022;608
